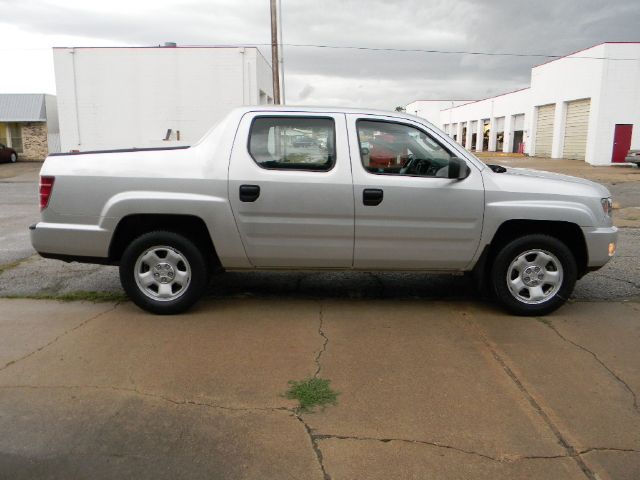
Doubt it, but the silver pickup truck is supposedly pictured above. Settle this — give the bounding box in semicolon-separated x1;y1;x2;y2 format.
30;106;617;315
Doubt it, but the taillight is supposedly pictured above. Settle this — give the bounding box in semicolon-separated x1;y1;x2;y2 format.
40;176;55;211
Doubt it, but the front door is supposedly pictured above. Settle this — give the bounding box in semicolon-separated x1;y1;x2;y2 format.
348;115;485;270
612;124;633;163
228;112;354;268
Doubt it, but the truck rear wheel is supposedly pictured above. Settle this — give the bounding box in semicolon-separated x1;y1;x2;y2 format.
491;234;577;316
119;231;208;314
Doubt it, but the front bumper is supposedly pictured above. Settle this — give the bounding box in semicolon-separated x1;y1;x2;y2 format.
581;225;618;269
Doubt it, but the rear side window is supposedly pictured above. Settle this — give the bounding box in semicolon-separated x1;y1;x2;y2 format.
249;117;336;171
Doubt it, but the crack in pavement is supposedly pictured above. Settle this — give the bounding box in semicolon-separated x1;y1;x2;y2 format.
0;301;122;373
0;254;37;276
597;273;640;290
294;414;331;480
313;302;329;378
313;433;502;462
0;384;295;414
458;311;599;480
579;447;640;455
539;319;639;415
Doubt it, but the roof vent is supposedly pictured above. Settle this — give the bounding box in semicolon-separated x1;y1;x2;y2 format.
163;42;177;48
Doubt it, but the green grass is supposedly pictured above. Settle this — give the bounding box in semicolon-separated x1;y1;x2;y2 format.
285;377;339;412
5;291;128;303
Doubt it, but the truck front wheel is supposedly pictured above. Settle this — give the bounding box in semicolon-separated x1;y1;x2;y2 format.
119;231;208;314
491;234;577;316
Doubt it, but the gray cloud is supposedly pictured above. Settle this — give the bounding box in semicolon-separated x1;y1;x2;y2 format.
1;0;638;109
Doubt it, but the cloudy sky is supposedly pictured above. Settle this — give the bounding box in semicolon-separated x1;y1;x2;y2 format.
1;0;638;109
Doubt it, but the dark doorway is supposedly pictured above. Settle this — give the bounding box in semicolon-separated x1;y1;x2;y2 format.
471;133;477;151
512;130;524;153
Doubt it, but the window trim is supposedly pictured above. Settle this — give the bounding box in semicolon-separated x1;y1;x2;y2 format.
247;115;337;172
355;118;458;178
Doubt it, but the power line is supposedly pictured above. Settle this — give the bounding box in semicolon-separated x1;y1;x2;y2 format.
1;43;639;61
249;43;640;61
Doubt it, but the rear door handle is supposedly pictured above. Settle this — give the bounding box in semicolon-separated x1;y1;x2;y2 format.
363;188;384;206
239;184;260;202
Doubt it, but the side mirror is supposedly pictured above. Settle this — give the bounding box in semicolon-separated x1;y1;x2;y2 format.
448;157;471;180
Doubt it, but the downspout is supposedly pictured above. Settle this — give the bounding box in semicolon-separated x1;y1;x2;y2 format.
71;48;82;147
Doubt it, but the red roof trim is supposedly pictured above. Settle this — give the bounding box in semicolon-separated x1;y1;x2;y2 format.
440;87;530;111
532;41;640;69
407;99;476;102
52;45;261;50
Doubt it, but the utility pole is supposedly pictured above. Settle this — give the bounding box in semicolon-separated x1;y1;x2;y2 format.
270;0;281;104
278;0;285;104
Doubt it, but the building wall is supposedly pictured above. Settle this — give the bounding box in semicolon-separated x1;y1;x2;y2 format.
438;43;640;165
590;43;640;164
440;89;530;153
20;122;49;160
54;46;273;152
405;100;474;126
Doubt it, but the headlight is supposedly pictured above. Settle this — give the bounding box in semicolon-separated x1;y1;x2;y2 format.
601;197;613;217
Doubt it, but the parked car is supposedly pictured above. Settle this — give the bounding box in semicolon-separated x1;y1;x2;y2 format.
0;144;18;163
30;106;617;316
626;149;640;167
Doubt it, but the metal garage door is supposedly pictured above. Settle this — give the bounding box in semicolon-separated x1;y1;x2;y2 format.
563;98;590;160
535;104;555;157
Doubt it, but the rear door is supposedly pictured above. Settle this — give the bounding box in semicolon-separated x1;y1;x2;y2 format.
228;112;354;268
348;115;485;270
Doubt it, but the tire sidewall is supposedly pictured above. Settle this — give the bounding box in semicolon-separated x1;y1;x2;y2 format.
492;234;577;316
120;231;207;314
10;153;17;163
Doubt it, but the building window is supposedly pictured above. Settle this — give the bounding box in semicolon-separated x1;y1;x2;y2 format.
9;123;23;153
248;116;336;171
357;119;454;177
0;123;7;147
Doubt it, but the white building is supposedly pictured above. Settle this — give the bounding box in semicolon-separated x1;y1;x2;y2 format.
54;45;273;152
428;43;640;165
404;100;475;126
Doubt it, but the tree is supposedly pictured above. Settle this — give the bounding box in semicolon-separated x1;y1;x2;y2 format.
395;106;406;112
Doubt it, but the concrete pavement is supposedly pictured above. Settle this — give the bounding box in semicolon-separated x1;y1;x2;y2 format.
0;297;638;479
1;158;640;478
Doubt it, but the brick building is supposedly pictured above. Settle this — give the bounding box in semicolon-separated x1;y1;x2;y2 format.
0;94;59;161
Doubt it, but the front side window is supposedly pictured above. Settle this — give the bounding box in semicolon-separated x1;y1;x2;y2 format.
249;117;335;171
357;120;454;177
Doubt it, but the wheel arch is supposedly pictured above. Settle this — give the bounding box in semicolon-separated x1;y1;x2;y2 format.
476;219;588;281
109;213;220;271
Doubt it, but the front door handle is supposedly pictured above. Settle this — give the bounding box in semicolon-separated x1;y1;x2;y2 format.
239;184;260;202
363;188;384;206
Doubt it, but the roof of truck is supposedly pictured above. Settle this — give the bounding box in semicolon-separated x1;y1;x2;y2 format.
233;105;431;124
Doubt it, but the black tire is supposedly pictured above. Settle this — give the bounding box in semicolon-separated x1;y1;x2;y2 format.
119;231;208;314
491;234;577;316
9;153;17;163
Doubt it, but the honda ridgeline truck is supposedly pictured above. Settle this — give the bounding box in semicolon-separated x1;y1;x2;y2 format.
30;107;617;315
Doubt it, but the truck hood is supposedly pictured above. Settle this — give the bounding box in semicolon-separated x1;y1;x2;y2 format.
496;166;611;197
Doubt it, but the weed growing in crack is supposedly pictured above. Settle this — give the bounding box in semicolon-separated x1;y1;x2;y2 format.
285;377;338;412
